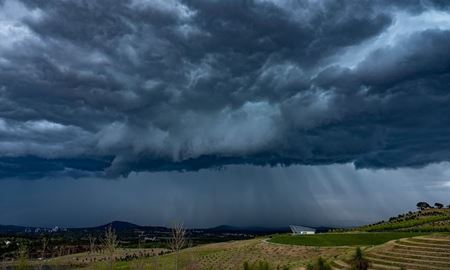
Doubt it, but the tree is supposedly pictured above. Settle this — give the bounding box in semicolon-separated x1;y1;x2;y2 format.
349;247;369;270
41;237;49;259
16;245;29;270
306;257;331;270
168;223;186;270
102;225;118;270
38;237;49;270
416;201;430;210
54;247;65;270
434;202;444;209
2;254;6;270
89;235;96;254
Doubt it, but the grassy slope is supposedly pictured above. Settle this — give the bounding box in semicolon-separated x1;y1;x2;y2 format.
356;208;450;232
106;238;351;270
268;232;427;246
1;248;168;269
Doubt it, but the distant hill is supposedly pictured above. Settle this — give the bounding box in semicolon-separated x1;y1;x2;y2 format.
354;208;450;232
69;222;289;234
0;221;288;235
91;221;143;230
0;225;28;233
72;221;170;233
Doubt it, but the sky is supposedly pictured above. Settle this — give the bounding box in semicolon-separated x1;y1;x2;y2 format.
0;0;450;228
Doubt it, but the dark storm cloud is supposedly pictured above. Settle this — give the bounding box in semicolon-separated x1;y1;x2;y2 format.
1;0;450;178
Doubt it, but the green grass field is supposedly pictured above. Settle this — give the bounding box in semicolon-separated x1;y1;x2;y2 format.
268;232;428;246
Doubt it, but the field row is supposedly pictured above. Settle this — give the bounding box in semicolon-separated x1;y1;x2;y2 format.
331;234;450;270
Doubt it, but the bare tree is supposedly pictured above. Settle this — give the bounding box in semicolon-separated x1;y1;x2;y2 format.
57;246;64;258
168;223;187;270
89;235;97;254
37;237;49;270
2;254;7;270
16;245;29;270
53;246;64;270
41;237;49;260
102;225;118;270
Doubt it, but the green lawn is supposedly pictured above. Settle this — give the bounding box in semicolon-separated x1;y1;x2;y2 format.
268;232;428;246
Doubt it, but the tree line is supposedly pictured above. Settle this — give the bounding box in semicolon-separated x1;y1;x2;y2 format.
416;201;449;210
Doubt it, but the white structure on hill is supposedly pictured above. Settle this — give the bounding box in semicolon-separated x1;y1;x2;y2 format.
290;225;316;235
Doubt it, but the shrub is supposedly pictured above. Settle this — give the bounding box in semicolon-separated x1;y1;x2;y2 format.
306;257;331;270
101;225;118;270
349;247;369;270
243;261;289;270
16;245;29;270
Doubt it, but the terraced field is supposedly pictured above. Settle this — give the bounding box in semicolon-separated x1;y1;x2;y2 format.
331;234;450;270
111;238;350;270
269;233;425;246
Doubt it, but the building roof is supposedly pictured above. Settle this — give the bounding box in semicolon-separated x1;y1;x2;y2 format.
290;225;316;233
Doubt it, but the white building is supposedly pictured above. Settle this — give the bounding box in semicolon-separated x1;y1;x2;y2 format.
290;225;316;235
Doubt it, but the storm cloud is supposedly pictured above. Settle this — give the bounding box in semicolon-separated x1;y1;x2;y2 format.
1;0;450;178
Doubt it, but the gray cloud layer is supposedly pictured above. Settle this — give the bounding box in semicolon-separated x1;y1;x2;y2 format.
1;0;450;178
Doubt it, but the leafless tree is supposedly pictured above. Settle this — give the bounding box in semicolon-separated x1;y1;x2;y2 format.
53;246;64;270
16;245;29;270
41;237;49;260
137;231;144;249
89;235;97;254
1;254;7;270
37;237;49;270
168;223;187;270
102;225;118;270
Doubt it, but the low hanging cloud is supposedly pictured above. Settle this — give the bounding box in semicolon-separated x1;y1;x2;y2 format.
1;0;450;178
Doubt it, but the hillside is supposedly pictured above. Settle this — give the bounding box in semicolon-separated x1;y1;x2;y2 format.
332;234;450;270
269;232;427;246
0;225;28;233
110;238;349;270
355;208;450;232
